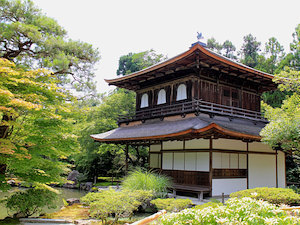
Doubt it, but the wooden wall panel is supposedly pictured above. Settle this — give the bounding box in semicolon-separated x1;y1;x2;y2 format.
162;170;210;186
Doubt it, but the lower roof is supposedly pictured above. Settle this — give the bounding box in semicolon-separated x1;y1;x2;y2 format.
91;114;266;144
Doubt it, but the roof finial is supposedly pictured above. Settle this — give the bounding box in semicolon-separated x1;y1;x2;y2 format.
191;32;206;48
197;32;204;41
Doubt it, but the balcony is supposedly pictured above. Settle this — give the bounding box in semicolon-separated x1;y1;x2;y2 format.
118;99;267;124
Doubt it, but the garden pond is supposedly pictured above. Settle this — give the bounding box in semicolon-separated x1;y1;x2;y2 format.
0;187;87;223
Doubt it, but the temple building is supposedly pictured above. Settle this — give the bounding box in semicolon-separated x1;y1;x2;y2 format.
91;41;286;198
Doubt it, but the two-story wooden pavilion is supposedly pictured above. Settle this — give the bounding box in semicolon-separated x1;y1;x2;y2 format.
91;42;286;197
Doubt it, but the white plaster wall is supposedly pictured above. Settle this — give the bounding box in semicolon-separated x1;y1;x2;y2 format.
162;152;173;170
150;154;159;168
249;154;276;188
185;139;209;149
150;144;161;152
278;151;286;188
173;152;184;170
213;138;246;151
249;142;274;153
196;152;209;171
162;141;183;150
212;178;247;196
185;152;196;171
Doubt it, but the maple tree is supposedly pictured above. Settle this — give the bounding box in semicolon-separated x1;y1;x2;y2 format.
0;58;78;189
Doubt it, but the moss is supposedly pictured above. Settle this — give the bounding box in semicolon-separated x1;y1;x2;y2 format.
43;204;89;220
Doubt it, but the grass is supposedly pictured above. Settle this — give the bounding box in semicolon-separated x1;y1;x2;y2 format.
94;177;122;187
94;181;119;187
122;169;172;198
0;218;19;225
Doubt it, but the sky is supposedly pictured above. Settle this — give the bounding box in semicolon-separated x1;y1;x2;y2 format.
32;0;300;94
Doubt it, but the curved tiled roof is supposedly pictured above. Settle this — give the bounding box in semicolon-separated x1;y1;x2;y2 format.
105;43;273;87
91;114;264;143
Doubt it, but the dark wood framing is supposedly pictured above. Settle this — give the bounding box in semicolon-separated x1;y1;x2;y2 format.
246;142;249;189
209;138;213;195
160;149;278;155
276;149;278;188
212;169;247;179
161;169;210;186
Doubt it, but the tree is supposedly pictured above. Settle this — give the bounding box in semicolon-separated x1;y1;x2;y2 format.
76;50;166;181
240;34;261;68
0;0;100;94
0;58;79;189
206;37;222;54
256;37;285;74
222;40;237;59
75;89;137;181
117;49;166;76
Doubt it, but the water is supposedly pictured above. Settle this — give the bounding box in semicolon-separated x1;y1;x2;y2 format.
0;187;87;220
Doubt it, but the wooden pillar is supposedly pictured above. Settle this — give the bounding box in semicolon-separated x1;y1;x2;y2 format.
276;149;278;188
125;144;129;174
246;142;249;189
160;141;163;170
209;137;213;196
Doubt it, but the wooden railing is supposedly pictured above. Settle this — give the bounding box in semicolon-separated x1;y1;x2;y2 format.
118;99;267;124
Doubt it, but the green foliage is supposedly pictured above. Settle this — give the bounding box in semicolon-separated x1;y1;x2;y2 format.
75;88;137;180
0;0;100;93
62;198;68;207
117;49;166;76
150;198;192;212
206;38;237;59
5;187;58;217
158;197;300;225
206;37;222;54
261;91;300;152
81;188;153;224
122;169;172;198
194;201;222;210
230;187;300;205
240;34;261;68
0;58;79;188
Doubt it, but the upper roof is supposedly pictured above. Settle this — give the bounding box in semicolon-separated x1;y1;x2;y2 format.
106;43;275;90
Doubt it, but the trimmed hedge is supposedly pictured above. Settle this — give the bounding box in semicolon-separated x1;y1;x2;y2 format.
230;187;300;206
150;198;192;212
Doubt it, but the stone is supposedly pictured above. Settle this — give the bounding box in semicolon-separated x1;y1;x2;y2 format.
79;182;93;191
67;170;80;184
66;198;80;206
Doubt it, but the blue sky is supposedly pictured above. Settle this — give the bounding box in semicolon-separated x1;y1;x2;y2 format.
32;0;300;94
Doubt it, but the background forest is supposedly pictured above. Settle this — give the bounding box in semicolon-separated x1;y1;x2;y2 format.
0;0;299;189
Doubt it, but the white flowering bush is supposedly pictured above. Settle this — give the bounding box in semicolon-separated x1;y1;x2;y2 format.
156;197;300;225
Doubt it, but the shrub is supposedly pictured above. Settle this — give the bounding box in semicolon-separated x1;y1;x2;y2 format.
5;188;58;217
230;187;300;206
122;169;172;198
158;197;300;225
150;198;192;212
81;188;153;224
194;201;222;210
